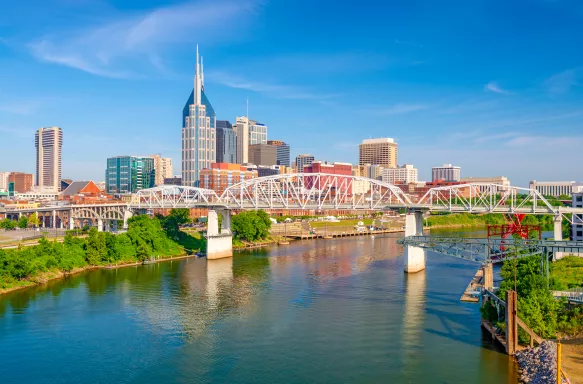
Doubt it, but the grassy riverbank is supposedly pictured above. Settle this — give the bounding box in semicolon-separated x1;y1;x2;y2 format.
426;212;562;232
0;214;204;293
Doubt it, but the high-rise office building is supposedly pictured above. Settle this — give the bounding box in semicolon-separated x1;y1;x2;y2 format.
295;154;315;172
382;164;418;184
8;172;33;193
105;156;155;194
432;164;461;182
216;120;237;164
234;116;267;164
151;154;173;185
359;138;398;168
249;144;277;166
182;46;216;187
35;126;63;192
266;140;290;166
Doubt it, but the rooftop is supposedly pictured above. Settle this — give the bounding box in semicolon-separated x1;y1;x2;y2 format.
361;138;395;144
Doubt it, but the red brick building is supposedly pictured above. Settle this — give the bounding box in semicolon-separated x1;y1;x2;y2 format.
303;161;353;194
199;163;257;195
8;172;33;193
60;181;112;203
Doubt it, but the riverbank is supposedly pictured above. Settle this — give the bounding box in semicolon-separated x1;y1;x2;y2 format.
0;252;194;296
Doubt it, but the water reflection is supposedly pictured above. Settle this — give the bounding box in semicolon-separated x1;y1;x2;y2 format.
0;236;519;384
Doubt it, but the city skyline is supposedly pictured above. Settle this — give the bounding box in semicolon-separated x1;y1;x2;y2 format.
1;0;583;186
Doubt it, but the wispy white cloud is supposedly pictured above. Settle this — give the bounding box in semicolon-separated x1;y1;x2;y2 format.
544;69;581;95
26;0;262;78
209;71;340;100
484;81;510;94
370;103;429;115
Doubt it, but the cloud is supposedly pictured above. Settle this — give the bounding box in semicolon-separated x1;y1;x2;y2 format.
370;103;429;115
484;81;510;94
26;0;262;78
209;71;340;100
544;69;580;95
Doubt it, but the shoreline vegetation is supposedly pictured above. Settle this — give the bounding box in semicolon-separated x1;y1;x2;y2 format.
0;210;204;295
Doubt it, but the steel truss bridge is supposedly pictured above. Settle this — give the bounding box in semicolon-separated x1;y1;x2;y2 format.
4;173;583;226
398;236;583;265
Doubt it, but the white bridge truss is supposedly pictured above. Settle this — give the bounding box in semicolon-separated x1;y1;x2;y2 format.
411;183;583;221
130;185;220;209
4;176;583;219
219;173;411;210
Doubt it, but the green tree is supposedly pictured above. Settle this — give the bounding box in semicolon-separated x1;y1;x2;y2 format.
85;227;107;265
27;213;40;228
18;216;28;229
0;218;17;230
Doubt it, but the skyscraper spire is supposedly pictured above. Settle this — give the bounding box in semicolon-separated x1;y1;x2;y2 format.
195;45;201;105
201;56;204;89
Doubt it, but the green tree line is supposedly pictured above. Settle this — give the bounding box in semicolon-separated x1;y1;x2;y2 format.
0;212;197;290
482;255;583;342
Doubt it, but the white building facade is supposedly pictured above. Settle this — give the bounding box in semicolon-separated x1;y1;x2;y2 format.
382;164;418;184
182;47;216;187
529;180;575;197
432;164;460;182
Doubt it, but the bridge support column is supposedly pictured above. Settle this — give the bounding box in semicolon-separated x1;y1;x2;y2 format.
553;215;563;260
206;209;232;260
123;210;133;229
482;263;493;291
404;210;426;273
97;219;103;232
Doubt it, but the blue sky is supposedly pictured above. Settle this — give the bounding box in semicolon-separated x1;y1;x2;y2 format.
1;0;582;187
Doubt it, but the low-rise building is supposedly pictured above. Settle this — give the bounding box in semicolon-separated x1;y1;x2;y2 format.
529;180;575;197
461;176;510;187
164;176;182;186
60;181;112;203
382;164;418;185
199;163;257;195
304;161;352;194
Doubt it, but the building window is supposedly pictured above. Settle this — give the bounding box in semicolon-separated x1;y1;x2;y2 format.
577;231;583;237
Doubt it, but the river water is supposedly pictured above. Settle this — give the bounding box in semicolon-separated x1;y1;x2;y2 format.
0;233;518;383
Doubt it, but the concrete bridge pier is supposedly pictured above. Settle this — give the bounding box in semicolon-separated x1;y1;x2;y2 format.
206;209;233;260
123;210;133;229
404;210;426;273
553;215;563;260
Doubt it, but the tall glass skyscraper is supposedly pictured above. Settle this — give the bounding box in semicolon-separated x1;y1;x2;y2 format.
182;46;216;187
216;120;236;164
105;156;155;194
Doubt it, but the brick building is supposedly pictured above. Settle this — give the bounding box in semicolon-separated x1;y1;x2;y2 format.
199;163;257;195
304;161;353;194
8;172;33;193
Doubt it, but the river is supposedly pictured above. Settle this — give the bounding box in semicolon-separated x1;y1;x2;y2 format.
0;232;518;383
